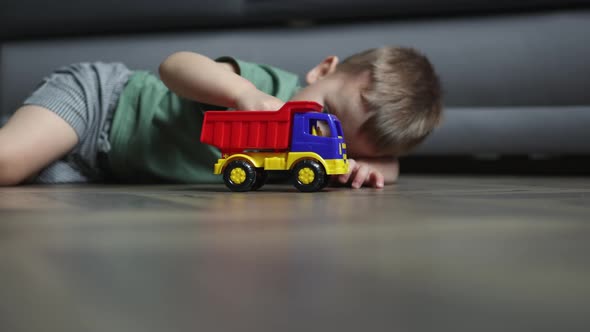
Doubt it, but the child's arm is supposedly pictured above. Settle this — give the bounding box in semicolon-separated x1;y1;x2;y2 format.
159;52;283;110
0;105;78;186
336;158;399;189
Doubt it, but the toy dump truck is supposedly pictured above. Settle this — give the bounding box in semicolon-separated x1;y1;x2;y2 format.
200;101;348;192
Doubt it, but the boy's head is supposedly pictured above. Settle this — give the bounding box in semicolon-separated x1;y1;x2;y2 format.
291;46;442;158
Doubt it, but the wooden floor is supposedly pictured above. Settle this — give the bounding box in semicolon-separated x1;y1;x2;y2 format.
1;175;589;332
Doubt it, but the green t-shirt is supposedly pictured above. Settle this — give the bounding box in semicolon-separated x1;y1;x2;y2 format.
107;57;300;183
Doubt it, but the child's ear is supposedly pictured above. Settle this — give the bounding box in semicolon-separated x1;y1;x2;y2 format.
305;56;339;84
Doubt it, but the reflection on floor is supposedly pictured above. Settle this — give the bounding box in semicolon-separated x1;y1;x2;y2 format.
1;176;589;332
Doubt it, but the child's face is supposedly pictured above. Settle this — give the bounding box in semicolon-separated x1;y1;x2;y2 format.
291;59;388;158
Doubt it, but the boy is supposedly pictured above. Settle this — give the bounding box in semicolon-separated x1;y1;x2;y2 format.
0;46;442;188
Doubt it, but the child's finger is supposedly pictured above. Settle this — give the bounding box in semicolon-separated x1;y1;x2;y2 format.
368;171;385;188
351;164;370;189
338;159;357;183
338;170;353;184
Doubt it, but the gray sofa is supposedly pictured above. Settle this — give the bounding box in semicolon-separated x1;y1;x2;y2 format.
2;1;590;164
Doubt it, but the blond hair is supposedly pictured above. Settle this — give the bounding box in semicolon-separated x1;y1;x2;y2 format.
338;47;442;156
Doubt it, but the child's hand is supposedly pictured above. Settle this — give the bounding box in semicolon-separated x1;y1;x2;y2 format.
235;89;284;111
336;158;385;189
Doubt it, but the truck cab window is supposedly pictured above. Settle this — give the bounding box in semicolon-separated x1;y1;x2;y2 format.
310;119;331;137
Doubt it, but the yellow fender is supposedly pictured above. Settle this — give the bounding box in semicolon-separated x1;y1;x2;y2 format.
286;152;326;170
214;154;263;174
287;152;348;175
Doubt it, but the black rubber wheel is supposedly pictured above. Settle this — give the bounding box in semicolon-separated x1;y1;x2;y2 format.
319;175;331;190
223;160;257;192
292;160;326;192
251;169;268;191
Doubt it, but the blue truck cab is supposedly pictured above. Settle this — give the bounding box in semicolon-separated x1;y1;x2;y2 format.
290;112;348;169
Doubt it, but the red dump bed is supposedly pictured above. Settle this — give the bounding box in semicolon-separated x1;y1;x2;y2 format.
200;101;322;153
